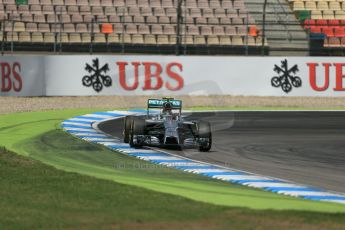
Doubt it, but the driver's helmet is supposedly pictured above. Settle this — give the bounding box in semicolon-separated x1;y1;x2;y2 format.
162;101;173;114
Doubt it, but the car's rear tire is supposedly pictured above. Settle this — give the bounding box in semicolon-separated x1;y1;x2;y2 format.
129;117;146;148
197;121;212;152
123;116;134;143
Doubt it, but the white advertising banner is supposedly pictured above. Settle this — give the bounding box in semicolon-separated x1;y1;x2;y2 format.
1;55;345;96
0;57;44;96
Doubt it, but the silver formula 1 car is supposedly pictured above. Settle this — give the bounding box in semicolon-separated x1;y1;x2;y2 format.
123;98;212;152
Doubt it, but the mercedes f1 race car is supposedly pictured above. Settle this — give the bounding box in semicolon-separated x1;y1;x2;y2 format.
123;98;212;152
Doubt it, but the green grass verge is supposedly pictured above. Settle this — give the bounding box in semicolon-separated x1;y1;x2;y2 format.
1;109;345;213
2;148;345;230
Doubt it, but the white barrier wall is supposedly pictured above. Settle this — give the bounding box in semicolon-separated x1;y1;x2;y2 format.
1;55;345;96
0;57;44;96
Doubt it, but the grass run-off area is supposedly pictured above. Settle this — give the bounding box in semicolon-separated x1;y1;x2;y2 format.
0;109;345;229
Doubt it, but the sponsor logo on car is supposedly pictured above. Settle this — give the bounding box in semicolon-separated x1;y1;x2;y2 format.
148;99;182;108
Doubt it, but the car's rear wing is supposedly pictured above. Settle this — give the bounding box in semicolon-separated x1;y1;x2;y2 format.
147;98;182;109
147;98;182;116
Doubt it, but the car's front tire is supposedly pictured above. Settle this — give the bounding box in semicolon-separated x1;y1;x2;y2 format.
197;121;212;152
123;116;134;143
129;117;146;148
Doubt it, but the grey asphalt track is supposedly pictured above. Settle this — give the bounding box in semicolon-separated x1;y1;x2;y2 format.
98;111;345;193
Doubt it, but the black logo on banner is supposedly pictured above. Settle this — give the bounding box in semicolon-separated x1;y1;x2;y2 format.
82;58;112;92
271;59;302;93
